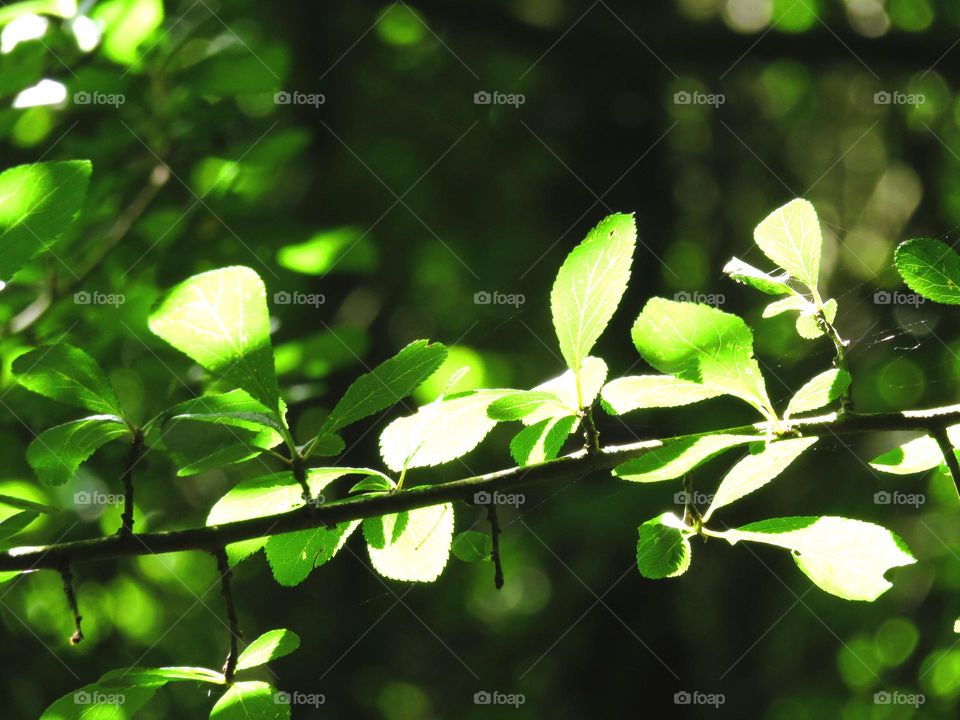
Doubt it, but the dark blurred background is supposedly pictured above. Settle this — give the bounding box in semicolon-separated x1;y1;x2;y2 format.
2;0;960;717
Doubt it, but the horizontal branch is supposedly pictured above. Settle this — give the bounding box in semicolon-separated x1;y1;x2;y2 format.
2;406;959;572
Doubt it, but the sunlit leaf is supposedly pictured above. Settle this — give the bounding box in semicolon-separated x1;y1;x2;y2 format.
210;681;289;720
795;298;836;340
91;0;164;66
719;516;915;601
753;198;822;290
784;369;851;418
551;213;636;373
723;257;792;295
762;294;811;318
149;266;280;411
600;375;724;415
636;512;691;579
894;237;960;305
487;390;563;421
614;434;761;483
13;344;123;416
869;426;960;475
27;415;130;485
264;520;359;586
0;510;38;547
523;356;607;425
510;415;577;466
364;503;454;582
0;160;91;283
236;629;301;670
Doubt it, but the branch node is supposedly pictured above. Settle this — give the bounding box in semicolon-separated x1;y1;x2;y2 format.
59;562;84;645
214;548;241;684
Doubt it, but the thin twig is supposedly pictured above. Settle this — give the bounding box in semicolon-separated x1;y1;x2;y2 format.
119;430;145;536
214;548;241;684
59;562;83;645
931;426;960;500
486;504;504;590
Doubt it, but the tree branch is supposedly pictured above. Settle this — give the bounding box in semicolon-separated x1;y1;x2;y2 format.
2;406;960;572
486;503;504;590
931;426;960;500
59;562;83;645
118;430;145;536
215;548;240;684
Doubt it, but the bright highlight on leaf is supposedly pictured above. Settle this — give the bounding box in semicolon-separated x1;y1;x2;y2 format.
784;369;851;418
615;434;762;483
149;266;280;411
236;629;301;670
636;512;691;579
210;680;290;720
723;257;792;295
551;213;636;374
600;375;724;415
364;503;454;582
753;198;822;291
869;425;960;475
894;237;960;305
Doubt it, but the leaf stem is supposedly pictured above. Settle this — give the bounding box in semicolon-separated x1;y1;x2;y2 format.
58;562;83;645
931;426;960;500
486;503;504;590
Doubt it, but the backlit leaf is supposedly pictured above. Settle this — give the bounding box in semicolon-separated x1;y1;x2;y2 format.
636;512;691;579
364;503;454;582
894;237;960;305
784;369;851;418
753;198;822;290
614;434;761;483
600;375;724;415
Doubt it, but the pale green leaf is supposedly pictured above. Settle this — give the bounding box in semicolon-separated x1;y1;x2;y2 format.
510;415;577;466
723;257;792;295
523;356;607;424
632;299;773;417
551;213;636;372
210;681;289;720
236;629;301;670
753;198;822;290
149;266;280;411
763;294;812;318
895;237;960;305
614;434;762;483
378;389;510;472
636;512;691;579
784;369;851;418
600;375;724;415
100;666;224;685
321;340;447;434
452;531;493;562
487;391;563;421
869;425;960;475
703;438;817;520
27;415;130;485
795;298;837;340
364;503;454;582
719;516;915;601
0;160;91;283
13;344;122;416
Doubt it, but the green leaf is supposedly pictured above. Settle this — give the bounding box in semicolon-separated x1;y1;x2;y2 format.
160;418;279;477
723;257;792;295
632;299;774;418
795;298;837;340
160;390;285;436
92;0;164;66
487;390;563;421
149;266;280;411
719;516;915;601
451;530;493;562
27;415;130;485
13;344;123;416
207;469;360;564
636;512;691;579
869;426;960;475
349;474;394;494
236;629;301;670
40;682;161;719
551;213;636;373
0;510;38;547
784;369;851;418
703;438;817;520
600;375;724;415
378;389;510;472
0;493;57;514
264;520;360;586
510;415;577;466
0;160;92;283
321;340;447;434
100;666;224;685
364;503;454;582
614;434;762;483
308;433;344;457
210;681;289;720
894;237;960;305
753;198;822;290
522;356;607;425
762;294;812;318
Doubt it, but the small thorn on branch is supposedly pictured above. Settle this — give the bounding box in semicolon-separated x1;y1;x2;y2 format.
486;503;504;590
59;562;83;645
214;548;241;684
